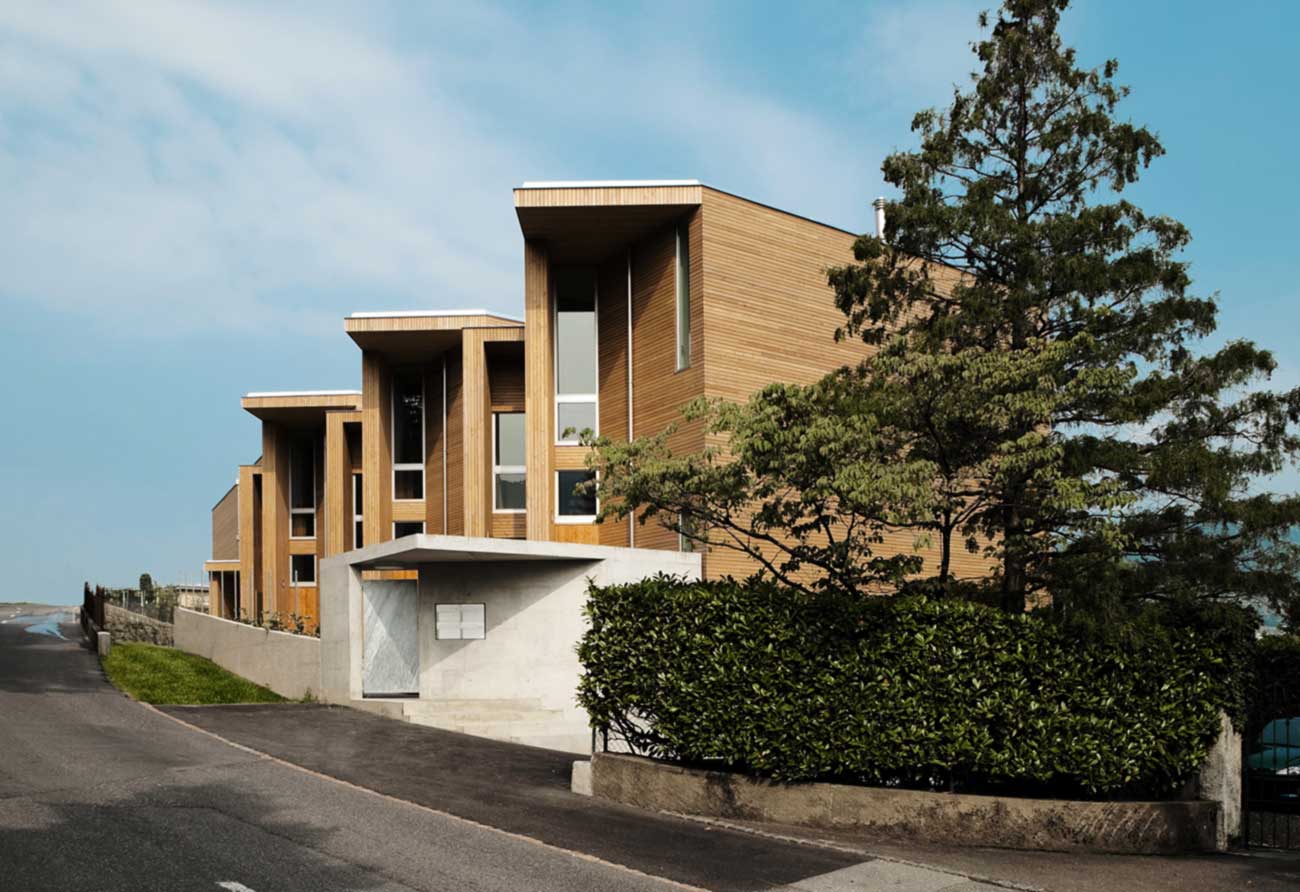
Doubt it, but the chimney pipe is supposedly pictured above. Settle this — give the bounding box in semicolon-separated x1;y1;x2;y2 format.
872;197;887;241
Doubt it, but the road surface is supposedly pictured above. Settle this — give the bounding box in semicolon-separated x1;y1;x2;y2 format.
3;603;1296;892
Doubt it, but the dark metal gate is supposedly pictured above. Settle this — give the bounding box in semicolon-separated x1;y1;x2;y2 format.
1244;714;1300;849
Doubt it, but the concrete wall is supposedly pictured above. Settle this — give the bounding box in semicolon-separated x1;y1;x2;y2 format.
590;753;1224;855
174;608;320;700
318;535;701;751
104;602;173;646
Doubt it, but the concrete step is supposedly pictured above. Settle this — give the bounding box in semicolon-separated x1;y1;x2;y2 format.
403;712;592;754
401;697;545;716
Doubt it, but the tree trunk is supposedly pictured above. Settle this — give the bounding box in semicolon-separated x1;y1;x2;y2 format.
1000;499;1027;613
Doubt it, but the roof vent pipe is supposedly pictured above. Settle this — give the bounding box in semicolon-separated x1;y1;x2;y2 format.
872;197;887;241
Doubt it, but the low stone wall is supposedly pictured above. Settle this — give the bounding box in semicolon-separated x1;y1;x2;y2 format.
589;753;1223;855
104;602;173;646
174;608;320;700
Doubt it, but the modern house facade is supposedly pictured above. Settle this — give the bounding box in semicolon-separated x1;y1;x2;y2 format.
206;180;989;629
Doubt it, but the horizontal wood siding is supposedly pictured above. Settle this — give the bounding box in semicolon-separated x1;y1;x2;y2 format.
445;347;465;536
425;362;446;535
698;188;994;582
211;484;239;561
597;252;631;547
629;210;705;553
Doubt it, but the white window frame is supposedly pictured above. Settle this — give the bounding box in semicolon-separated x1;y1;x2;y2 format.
492;412;526;514
554;469;598;524
553;270;599;445
391;370;425;501
290;554;315;587
675;222;691;372
289;440;316;541
393;521;425;538
352;472;363;549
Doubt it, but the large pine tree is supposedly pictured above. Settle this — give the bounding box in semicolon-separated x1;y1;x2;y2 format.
830;0;1300;617
590;0;1300;626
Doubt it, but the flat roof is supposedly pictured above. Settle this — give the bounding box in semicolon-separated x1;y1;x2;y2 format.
244;389;362;398
518;179;700;189
348;309;523;323
241;391;363;426
328;533;703;571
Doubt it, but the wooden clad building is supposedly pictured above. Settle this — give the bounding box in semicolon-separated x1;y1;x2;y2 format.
207;180;991;627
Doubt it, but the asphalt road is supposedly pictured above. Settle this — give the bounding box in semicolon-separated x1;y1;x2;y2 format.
0;604;888;892
5;604;1295;892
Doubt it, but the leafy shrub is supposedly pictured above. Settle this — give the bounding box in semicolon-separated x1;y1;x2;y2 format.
577;576;1231;798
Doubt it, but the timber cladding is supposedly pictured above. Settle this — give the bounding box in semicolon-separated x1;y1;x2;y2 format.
627;209;704;554
211;484;239;561
696;187;994;582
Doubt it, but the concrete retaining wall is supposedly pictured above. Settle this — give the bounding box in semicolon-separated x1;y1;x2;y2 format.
174;608;320;700
590;753;1224;855
104;602;173;646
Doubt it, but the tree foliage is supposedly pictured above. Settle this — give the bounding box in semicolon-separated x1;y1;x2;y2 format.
588;0;1300;626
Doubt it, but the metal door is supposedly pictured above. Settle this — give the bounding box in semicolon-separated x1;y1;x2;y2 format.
362;579;419;696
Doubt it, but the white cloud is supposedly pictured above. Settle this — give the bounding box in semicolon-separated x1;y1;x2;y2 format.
0;1;920;338
853;0;987;105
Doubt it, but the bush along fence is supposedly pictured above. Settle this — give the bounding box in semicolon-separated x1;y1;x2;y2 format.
577;575;1232;801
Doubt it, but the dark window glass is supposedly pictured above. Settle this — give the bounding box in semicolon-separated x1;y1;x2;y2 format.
291;512;315;538
557;470;596;517
290;439;314;509
495;473;526;511
393;371;424;465
354;520;364;549
290;554;315;585
394;469;424;500
394;521;424;537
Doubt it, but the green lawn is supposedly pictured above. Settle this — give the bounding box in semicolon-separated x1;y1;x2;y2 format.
102;642;286;705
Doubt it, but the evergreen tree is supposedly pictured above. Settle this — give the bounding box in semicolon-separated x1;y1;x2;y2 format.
591;0;1300;626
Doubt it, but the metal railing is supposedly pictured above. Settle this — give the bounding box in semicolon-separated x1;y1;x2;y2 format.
1245;714;1300;850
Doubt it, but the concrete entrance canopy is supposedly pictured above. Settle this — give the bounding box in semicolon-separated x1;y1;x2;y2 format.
320;534;700;753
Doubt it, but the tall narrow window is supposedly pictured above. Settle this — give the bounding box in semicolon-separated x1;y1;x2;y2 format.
392;370;424;500
289;438;315;539
352;472;364;549
675;222;691;371
556;469;597;522
493;412;526;512
554;268;597;444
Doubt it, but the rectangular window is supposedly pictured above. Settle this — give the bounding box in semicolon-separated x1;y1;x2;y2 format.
556;469;597;521
290;554;315;586
493;412;526;512
393;521;425;538
392;370;425;500
554;268;597;444
435;603;485;640
676;222;691;371
289;438;315;539
678;512;697;553
352;472;363;549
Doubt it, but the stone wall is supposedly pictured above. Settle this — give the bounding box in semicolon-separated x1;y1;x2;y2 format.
589;752;1225;855
174;608;320;700
104;602;173;646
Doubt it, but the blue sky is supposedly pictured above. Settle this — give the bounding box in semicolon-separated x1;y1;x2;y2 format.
1;0;1296;600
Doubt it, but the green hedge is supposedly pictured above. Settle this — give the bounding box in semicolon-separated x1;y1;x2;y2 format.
577;576;1231;798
